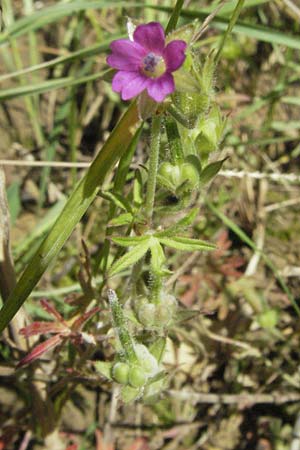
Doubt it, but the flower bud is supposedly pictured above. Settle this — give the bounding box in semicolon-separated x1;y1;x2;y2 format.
194;105;226;163
158;162;199;193
137;303;156;327
155;304;171;326
134;344;159;375
112;362;130;384
164;294;178;313
128;366;147;388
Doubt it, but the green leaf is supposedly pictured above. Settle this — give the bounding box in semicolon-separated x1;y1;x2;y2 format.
0;102;140;333
200;158;227;186
108;213;133;227
94;361;113;380
159;236;216;252
99;191;132;213
108;240;150;277
156;207;198;237
111;235;149;247
121;385;141;403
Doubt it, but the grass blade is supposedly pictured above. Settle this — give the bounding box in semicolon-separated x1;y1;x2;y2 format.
215;0;246;63
165;0;184;34
150;5;300;51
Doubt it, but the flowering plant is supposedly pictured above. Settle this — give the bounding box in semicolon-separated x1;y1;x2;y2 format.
16;16;228;406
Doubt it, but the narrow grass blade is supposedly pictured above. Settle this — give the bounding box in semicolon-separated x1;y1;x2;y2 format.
0;70;110;101
150;5;300;51
0;101;140;332
165;0;184;34
215;0;246;63
207;201;300;317
0;1;127;43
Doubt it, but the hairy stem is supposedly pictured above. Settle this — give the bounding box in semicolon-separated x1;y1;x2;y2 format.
145;115;162;224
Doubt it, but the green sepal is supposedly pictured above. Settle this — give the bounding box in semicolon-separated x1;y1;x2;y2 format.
149;338;166;364
137;91;158;120
108;212;133;227
143;374;168;403
108;240;150;277
200;158;228;186
193;50;216;98
125;309;141;326
174;309;200;324
185;154;202;174
94;361;113;380
121;385;141;403
173;68;200;93
166;20;199;44
159;236;216;252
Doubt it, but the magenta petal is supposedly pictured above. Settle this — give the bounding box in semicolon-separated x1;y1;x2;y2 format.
107;39;146;70
147;73;175;102
112;71;139;93
133;22;165;53
163;40;187;72
121;74;148;100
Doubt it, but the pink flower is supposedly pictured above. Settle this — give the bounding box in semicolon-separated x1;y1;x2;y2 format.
107;22;187;103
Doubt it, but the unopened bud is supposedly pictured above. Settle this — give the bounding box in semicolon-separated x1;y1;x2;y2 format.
128;366;147;388
112;362;130;384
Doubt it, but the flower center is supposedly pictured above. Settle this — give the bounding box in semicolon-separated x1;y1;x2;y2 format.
142;52;166;78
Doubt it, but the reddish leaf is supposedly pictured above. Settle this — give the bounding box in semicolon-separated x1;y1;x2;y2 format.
40;299;65;323
71;306;101;331
17;334;63;367
66;445;78;450
20;321;67;337
126;438;149;450
95;430;114;450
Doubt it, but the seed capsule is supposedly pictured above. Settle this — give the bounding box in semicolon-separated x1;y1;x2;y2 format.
112;362;130;384
128;366;147;388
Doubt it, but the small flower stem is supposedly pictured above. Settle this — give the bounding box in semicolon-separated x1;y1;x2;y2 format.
149;272;163;304
145;114;162;224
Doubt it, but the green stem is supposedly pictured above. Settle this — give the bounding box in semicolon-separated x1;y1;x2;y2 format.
145;115;162;224
108;289;137;363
